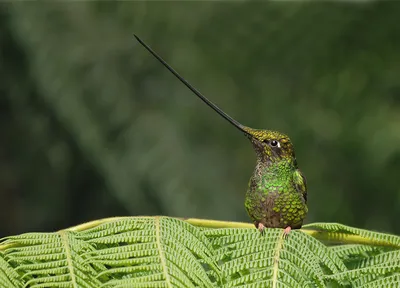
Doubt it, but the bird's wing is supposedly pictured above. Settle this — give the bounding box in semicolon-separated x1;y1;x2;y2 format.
293;169;307;203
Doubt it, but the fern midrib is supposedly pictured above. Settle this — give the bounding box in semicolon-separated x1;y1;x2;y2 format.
155;216;172;287
58;231;78;288
272;231;285;288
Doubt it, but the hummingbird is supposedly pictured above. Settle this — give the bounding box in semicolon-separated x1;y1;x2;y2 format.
134;35;308;235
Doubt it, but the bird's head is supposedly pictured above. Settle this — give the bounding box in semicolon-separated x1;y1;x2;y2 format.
243;127;297;164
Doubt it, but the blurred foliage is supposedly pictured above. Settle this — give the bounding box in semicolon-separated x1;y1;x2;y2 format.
0;2;399;237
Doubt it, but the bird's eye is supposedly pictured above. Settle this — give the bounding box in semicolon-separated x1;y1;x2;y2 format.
270;140;279;147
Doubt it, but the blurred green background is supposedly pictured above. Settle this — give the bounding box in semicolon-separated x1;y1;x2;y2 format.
1;2;400;238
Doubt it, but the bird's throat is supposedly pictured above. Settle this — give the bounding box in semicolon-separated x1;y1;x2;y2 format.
255;158;296;181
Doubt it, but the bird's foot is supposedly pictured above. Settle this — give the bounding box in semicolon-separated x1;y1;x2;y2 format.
258;223;266;235
283;226;292;238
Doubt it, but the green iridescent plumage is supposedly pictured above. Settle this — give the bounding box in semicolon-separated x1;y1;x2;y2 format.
243;128;308;231
135;35;308;233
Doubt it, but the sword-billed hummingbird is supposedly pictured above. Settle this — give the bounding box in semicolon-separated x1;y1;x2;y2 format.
134;35;308;234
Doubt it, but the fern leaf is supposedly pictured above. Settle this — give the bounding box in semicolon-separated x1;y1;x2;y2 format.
303;223;400;248
358;274;400;288
1;217;399;287
204;228;342;287
0;255;21;287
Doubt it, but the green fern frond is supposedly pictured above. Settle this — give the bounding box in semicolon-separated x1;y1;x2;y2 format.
3;231;102;288
357;274;400;288
303;223;400;248
326;264;400;287
204;228;340;287
0;255;21;287
328;244;393;270
329;244;381;260
355;250;400;269
1;217;400;287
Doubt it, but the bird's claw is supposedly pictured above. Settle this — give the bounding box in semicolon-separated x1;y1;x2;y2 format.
283;226;292;238
258;223;266;235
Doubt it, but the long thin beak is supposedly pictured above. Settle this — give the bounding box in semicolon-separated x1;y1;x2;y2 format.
134;34;254;138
